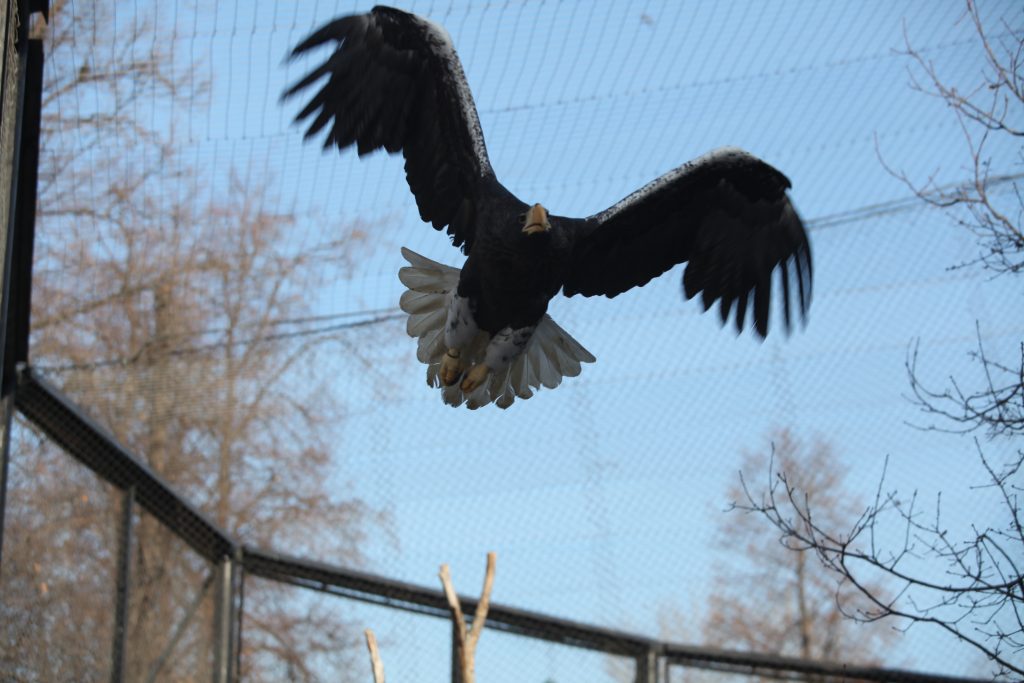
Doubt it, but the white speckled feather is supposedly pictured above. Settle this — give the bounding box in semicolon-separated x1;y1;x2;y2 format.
398;248;595;409
410;16;493;178
406;306;447;338
399;288;445;314
589;146;749;225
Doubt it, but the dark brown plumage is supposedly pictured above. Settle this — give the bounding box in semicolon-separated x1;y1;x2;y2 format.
285;5;813;407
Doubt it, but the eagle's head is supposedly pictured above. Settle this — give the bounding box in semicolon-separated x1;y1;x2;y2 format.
520;203;551;235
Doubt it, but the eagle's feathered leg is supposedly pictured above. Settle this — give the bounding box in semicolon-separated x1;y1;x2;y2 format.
441;293;479;386
398;247;595;408
460;325;535;393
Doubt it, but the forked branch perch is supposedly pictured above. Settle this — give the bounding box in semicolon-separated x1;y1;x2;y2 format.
362;553;497;683
441;552;497;683
364;628;385;683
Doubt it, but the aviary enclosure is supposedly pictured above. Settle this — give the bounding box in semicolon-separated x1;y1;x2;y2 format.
0;0;1020;681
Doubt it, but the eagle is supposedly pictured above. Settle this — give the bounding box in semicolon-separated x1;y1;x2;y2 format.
285;6;812;409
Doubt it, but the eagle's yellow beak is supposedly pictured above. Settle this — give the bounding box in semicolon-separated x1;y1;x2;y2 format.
522;203;551;235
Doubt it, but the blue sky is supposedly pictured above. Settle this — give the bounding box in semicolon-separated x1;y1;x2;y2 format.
279;3;1018;679
44;0;1024;680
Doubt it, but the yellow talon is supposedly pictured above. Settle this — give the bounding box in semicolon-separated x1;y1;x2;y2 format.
460;363;491;393
440;348;465;386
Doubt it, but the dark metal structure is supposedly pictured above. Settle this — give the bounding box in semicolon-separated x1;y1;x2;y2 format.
0;4;996;682
0;0;43;576
9;372;991;683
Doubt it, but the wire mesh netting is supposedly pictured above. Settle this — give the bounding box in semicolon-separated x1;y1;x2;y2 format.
240;575;368;680
3;0;1022;680
126;507;218;682
2;419;120;681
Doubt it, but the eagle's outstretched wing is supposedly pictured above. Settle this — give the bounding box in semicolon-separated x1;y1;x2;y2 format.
562;148;812;337
284;6;493;252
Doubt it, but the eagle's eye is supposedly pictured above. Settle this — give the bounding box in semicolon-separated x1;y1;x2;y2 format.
517;213;526;224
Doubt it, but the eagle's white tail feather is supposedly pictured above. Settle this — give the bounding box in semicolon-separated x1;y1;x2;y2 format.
441;383;463;407
400;288;445;314
406;305;447;338
398;247;595;409
397;267;453;292
417;324;445;365
400;248;457;272
508;353;533;399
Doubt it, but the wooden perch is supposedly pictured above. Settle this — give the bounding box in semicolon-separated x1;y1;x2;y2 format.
364;628;385;683
439;552;497;683
362;553;496;683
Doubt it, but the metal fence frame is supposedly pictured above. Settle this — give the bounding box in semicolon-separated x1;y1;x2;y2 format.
0;6;994;682
11;367;993;683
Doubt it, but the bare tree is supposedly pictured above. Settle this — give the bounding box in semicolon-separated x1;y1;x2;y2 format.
739;445;1021;679
0;448;122;682
712;430;893;668
746;4;1023;678
605;431;892;683
1;2;383;681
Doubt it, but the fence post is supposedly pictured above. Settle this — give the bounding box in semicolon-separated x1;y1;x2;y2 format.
636;648;659;683
0;0;29;574
110;486;136;683
213;555;241;683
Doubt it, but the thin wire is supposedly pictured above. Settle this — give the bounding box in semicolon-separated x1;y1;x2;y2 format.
35;312;405;373
35;171;1014;377
806;172;1024;233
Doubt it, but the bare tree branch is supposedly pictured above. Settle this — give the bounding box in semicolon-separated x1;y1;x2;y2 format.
829;6;1024;674
440;553;497;683
878;1;1024;275
364;629;385;683
906;330;1024;438
738;446;1023;679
